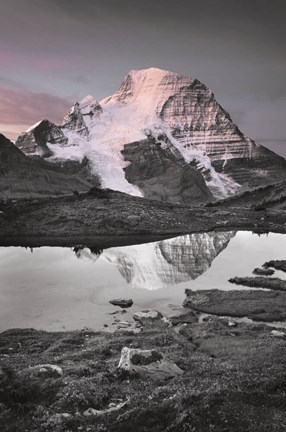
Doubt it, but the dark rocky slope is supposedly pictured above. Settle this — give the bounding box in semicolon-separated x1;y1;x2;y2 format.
121;137;213;204
0;134;91;198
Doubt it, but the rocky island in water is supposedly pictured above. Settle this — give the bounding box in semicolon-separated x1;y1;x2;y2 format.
1;67;286;432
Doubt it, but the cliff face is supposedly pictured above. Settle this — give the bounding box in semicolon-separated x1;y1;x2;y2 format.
76;231;235;290
15;68;286;203
16;120;67;158
0;134;90;198
121;137;213;205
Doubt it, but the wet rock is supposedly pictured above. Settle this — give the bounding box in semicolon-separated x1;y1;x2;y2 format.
118;347;183;380
271;330;286;338
253;267;275;276
133;310;163;324
109;299;133;308
229;276;286;291
263;260;286;273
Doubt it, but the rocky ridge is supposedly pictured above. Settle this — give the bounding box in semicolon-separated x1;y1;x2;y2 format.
0;134;91;198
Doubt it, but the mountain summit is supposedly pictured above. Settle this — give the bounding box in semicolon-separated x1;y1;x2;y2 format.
16;68;286;203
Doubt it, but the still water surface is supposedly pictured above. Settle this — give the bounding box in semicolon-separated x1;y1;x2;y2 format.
0;231;285;331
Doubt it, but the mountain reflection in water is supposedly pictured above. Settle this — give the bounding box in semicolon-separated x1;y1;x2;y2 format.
74;232;236;290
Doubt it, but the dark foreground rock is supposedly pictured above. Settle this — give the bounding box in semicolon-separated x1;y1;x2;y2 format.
109;299;133;308
253;267;275;276
229;276;286;291
183;288;286;321
1;319;286;431
263;260;286;273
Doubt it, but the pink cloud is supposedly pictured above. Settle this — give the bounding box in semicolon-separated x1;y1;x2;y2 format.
0;84;72;140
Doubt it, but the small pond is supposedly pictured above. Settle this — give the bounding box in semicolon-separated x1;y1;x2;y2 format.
0;231;285;331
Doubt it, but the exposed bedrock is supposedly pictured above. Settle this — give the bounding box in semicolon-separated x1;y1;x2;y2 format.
183;289;286;322
229;276;286;291
122;137;213;204
16;120;67;158
0;134;91;198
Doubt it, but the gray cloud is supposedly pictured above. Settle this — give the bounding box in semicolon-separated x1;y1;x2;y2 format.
0;0;285;144
0;81;72;139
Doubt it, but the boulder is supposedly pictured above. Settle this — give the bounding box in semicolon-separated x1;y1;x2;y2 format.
271;330;286;338
118;347;183;380
133;310;163;324
109;299;133;308
253;267;275;276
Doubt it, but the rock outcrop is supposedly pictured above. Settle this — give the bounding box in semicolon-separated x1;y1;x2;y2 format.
109;299;133;308
121;136;212;205
229;276;286;291
16;120;67;158
133;310;163;324
263;260;286;273
183;289;286;322
0;134;91;198
118;347;183;380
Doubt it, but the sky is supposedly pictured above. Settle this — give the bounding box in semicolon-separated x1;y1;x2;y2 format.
0;0;285;155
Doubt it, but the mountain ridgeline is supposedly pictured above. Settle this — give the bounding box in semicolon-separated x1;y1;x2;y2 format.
0;134;91;198
12;68;286;203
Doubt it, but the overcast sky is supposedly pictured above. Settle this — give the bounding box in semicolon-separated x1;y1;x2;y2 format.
0;0;285;155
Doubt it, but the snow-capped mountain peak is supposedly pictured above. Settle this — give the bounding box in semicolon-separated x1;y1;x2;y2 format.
15;67;286;202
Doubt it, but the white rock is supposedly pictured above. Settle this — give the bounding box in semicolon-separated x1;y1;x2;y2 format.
36;364;63;377
227;321;237;327
118;347;183;380
271;330;286;338
83;399;129;417
133;310;163;323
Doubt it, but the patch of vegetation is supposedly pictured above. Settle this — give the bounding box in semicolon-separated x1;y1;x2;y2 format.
0;315;286;431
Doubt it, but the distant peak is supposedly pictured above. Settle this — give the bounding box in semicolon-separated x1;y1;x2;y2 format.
79;95;99;108
101;67;195;107
127;67;184;81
